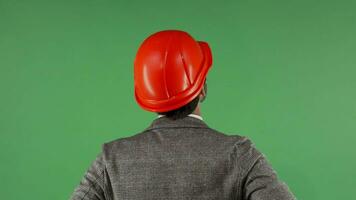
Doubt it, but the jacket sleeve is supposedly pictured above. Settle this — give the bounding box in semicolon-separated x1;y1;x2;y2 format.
243;154;296;200
69;148;112;200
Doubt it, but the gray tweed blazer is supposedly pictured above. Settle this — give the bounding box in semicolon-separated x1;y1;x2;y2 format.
70;116;296;200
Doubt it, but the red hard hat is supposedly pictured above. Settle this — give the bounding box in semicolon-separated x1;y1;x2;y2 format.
134;30;213;112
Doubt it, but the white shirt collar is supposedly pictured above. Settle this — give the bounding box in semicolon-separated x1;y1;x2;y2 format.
157;114;203;121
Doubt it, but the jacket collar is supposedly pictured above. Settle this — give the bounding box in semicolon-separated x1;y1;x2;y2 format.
144;115;210;131
157;113;203;121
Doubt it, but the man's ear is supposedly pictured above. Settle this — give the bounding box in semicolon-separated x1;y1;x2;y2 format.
199;92;204;103
199;83;207;103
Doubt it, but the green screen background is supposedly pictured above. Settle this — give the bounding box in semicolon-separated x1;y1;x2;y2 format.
1;0;355;199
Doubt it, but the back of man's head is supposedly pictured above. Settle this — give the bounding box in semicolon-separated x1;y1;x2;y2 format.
133;30;212;116
157;80;207;120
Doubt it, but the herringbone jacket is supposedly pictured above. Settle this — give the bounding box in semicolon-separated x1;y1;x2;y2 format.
70;115;296;200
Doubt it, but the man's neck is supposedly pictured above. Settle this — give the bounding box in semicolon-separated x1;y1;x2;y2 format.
156;104;203;120
192;104;201;116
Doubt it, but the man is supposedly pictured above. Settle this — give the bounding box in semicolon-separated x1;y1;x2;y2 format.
70;30;296;200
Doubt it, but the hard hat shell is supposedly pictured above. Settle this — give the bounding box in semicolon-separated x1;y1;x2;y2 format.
134;30;212;112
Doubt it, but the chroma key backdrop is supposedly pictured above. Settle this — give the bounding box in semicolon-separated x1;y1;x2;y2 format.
1;0;355;199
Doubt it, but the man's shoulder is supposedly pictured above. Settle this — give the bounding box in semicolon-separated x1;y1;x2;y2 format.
102;126;250;147
101;127;260;162
100;131;148;158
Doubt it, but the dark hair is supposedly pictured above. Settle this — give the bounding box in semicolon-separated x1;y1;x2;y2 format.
157;95;200;120
157;80;207;120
